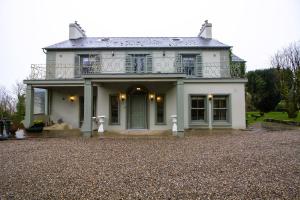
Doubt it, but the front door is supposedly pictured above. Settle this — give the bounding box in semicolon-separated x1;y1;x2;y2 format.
130;94;147;129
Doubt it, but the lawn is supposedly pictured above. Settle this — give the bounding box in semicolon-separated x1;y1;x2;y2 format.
247;111;300;125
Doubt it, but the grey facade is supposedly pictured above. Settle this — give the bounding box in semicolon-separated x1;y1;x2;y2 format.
24;21;247;136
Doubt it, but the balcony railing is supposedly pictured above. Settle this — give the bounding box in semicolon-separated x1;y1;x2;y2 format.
29;62;244;80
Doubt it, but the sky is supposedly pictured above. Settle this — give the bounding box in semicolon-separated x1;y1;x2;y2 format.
0;0;299;90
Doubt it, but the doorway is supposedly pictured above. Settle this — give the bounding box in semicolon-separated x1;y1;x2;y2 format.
127;87;148;129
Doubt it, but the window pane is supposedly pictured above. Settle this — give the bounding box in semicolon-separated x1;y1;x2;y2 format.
213;96;228;121
191;109;205;120
110;96;119;124
156;95;165;123
190;96;205;121
182;55;196;76
213;109;227;121
191;96;204;108
213;99;226;108
133;55;146;72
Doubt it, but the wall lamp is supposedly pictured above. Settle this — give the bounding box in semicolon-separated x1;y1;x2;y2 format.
156;96;162;102
149;93;155;101
112;51;114;57
120;93;126;101
69;96;75;102
208;94;213;101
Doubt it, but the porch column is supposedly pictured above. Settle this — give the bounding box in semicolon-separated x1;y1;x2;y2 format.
24;84;34;128
44;89;49;115
176;80;184;136
81;79;93;137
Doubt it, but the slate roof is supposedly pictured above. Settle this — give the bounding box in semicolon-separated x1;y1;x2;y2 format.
44;37;231;50
231;53;245;62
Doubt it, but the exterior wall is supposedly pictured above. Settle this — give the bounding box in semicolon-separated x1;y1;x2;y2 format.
49;87;82;128
148;85;176;130
101;51;126;73
97;85;126;131
46;81;245;131
96;83;176;132
55;52;75;78
46;49;230;77
183;82;246;129
202;50;230;78
152;50;176;73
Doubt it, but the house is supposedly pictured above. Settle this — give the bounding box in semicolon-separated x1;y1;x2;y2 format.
24;20;247;136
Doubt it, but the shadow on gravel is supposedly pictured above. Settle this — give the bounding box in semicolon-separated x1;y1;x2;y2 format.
23;128;245;140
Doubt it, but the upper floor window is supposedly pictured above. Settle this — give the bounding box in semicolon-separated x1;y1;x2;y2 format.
125;54;152;73
182;55;196;76
80;55;100;67
75;54;101;75
175;53;202;77
133;54;146;73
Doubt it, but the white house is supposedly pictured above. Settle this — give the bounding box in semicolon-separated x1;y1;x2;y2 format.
24;20;247;136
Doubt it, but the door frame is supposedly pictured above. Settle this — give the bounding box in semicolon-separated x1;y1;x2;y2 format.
126;86;149;129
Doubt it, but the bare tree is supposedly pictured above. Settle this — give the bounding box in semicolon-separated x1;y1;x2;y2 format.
271;42;300;118
13;81;26;98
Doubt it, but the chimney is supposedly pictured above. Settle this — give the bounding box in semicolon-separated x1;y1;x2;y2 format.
69;21;86;40
198;20;212;39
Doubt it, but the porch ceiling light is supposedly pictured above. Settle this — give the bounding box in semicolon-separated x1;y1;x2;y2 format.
208;94;213;101
136;87;141;91
69;96;75;102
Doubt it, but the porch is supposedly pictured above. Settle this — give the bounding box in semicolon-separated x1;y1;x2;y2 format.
23;75;185;137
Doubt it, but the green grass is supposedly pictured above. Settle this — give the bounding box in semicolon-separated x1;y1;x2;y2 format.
247;111;300;125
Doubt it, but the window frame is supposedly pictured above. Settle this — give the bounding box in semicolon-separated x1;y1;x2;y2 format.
212;95;231;123
155;94;166;125
181;54;197;76
79;54;99;67
109;94;120;125
126;52;152;73
189;94;208;125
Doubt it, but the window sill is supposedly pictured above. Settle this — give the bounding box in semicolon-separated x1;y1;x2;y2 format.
155;123;167;126
109;123;120;126
212;121;231;127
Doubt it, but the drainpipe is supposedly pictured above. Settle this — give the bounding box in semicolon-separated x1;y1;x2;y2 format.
208;94;213;129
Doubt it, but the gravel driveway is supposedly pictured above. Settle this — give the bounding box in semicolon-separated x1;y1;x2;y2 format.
0;128;299;199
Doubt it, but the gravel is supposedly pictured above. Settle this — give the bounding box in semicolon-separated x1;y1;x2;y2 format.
0;128;299;199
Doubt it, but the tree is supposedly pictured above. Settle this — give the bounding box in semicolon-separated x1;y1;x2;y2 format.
271;42;300;118
12;81;26;124
0;86;16;118
246;69;281;113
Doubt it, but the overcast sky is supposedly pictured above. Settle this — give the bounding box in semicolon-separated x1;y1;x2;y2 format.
0;0;299;89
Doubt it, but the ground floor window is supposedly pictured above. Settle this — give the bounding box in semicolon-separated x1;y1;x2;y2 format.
155;94;165;124
213;96;228;121
190;95;206;121
109;95;120;124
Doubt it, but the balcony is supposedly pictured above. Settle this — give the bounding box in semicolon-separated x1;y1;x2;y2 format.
28;60;244;80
